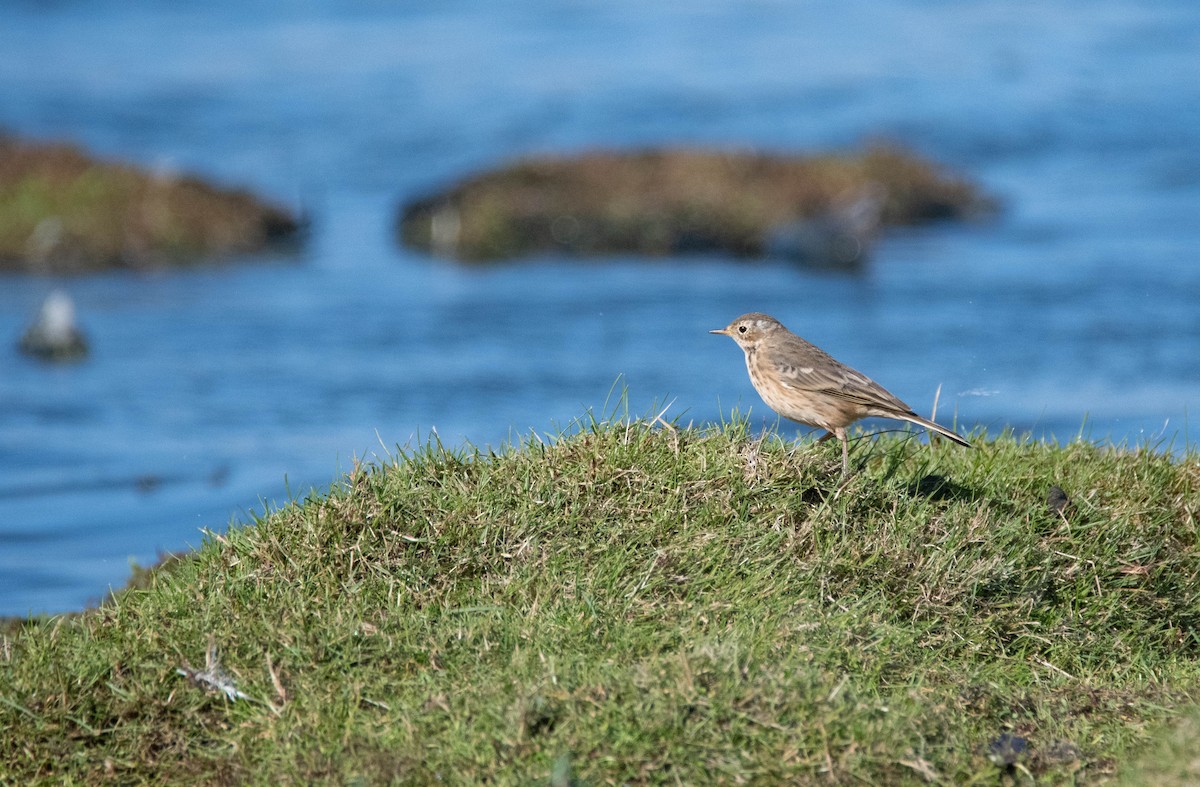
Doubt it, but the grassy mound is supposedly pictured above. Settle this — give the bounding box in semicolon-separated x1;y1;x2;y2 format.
398;144;995;263
2;419;1197;783
0;133;300;273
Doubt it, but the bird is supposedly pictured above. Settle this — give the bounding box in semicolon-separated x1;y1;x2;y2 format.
711;312;970;474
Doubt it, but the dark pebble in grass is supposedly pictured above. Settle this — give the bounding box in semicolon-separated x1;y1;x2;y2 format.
988;733;1028;766
1047;485;1070;514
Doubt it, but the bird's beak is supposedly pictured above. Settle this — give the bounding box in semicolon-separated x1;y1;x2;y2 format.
710;327;729;336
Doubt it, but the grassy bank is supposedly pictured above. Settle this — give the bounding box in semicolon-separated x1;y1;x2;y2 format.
2;417;1198;784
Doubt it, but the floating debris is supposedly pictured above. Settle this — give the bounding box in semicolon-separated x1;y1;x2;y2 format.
18;290;88;362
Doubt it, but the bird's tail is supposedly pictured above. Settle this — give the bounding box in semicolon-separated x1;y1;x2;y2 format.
899;413;971;448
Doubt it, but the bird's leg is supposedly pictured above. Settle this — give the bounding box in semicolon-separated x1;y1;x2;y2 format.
836;427;849;476
816;432;835;443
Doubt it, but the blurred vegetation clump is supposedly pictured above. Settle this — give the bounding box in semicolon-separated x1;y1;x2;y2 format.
399;143;996;265
0;133;301;274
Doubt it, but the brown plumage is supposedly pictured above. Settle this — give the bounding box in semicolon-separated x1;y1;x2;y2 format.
711;312;970;474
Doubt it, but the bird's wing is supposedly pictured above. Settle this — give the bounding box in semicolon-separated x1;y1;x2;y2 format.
768;344;913;414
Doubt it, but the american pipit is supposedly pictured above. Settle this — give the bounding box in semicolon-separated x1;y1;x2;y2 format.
711;312;970;474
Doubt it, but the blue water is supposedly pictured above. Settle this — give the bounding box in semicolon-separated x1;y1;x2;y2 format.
2;1;1198;616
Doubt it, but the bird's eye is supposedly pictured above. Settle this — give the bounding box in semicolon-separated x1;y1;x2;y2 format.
737;325;747;334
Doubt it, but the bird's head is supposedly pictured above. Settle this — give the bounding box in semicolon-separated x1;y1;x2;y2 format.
710;312;784;350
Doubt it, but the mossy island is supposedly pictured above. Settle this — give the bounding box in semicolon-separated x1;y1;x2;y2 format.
2;419;1198;783
398;144;996;266
0;133;302;274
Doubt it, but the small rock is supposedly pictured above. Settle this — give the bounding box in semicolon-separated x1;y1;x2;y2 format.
1047;485;1070;514
987;732;1028;767
18;290;88;362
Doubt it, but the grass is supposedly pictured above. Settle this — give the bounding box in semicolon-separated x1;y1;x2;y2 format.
1;414;1198;784
1116;705;1200;784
